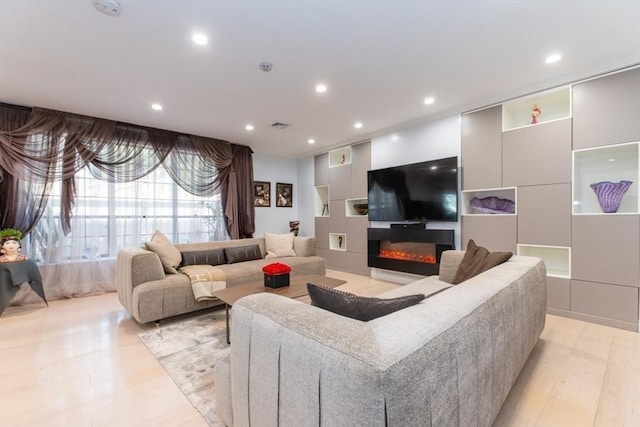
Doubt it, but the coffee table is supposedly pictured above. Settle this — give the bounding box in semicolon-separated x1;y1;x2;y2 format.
212;274;346;343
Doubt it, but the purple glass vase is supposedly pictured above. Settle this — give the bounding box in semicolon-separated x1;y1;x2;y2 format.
590;180;633;213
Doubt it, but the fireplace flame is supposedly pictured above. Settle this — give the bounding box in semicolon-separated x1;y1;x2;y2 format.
379;250;435;264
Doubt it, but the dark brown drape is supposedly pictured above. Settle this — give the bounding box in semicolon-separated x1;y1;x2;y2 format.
0;102;254;239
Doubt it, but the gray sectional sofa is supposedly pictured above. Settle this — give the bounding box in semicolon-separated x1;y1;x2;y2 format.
116;236;325;323
214;250;547;426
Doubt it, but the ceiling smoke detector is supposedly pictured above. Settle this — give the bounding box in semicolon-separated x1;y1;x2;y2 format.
260;62;273;72
271;122;289;130
92;0;121;16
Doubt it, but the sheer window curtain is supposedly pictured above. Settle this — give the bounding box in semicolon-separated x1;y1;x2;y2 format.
0;103;253;305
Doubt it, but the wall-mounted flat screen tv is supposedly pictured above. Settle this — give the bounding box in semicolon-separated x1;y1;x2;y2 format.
367;156;458;222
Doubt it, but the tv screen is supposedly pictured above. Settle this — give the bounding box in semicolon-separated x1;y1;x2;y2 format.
367;156;458;222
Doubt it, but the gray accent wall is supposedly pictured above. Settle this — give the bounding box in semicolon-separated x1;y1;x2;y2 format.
461;66;640;331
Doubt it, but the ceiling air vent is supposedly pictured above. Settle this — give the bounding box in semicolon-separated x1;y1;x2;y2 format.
271;122;290;130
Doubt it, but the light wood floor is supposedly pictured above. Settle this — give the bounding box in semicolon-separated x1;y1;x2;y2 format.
1;269;638;426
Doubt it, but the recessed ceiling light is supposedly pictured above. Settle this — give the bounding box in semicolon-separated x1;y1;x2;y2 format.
192;32;208;46
391;134;399;141
316;84;327;93
245;124;254;131
354;122;363;129
151;103;163;111
423;97;435;105
308;139;315;144
545;53;562;64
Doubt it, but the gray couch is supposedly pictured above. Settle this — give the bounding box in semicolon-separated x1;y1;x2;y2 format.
116;236;325;324
215;250;547;426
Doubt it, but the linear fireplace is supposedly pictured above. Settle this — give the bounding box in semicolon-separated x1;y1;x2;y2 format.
368;227;455;275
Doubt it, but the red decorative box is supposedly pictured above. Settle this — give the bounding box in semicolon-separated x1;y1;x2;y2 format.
262;262;291;288
264;272;290;288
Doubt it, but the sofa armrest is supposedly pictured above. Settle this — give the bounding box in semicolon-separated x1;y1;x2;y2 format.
116;247;166;315
293;236;317;257
437;250;465;284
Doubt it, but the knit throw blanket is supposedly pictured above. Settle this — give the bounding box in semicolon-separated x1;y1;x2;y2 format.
179;265;227;302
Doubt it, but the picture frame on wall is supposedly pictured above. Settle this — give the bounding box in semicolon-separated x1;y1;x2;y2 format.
276;182;293;207
253;181;271;207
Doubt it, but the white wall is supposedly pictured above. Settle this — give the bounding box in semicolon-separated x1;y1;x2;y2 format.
370;114;462;283
252;153;299;237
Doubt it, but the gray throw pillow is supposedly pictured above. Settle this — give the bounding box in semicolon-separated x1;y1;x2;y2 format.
224;244;262;264
181;248;227;267
307;283;425;321
451;239;512;285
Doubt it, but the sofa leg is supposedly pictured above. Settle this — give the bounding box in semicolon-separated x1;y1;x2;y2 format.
155;320;160;328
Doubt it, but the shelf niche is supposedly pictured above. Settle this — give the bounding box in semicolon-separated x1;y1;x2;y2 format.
345;198;368;217
328;146;352;168
502;86;571;132
329;233;347;251
461;187;516;216
517;244;571;279
314;185;330;217
573;141;638;215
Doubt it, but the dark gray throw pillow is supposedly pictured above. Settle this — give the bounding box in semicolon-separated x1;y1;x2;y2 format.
307;283;425;321
181;248;226;267
224;244;262;264
451;239;512;285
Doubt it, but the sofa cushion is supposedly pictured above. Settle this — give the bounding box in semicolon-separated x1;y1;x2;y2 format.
224;244;263;264
307;283;425;321
451;239;512;285
181;248;226;267
265;232;296;258
145;230;182;274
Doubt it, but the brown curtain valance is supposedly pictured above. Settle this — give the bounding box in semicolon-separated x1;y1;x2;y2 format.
0;102;254;239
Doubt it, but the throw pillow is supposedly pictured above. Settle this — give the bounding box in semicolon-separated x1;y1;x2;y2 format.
307;283;425;321
145;230;182;274
451;239;513;285
181;248;227;267
264;232;296;258
224;244;263;264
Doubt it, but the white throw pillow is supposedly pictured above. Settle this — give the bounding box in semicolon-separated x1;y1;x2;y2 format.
146;230;182;273
264;232;296;259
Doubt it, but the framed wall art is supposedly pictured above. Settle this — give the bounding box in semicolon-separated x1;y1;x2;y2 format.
276;182;293;207
253;181;271;207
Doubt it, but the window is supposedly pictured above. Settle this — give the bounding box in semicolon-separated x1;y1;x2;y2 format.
26;165;228;263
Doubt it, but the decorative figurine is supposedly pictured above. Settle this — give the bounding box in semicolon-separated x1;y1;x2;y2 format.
531;103;542;124
0;228;28;263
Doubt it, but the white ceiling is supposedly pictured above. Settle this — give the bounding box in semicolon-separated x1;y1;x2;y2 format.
1;0;639;158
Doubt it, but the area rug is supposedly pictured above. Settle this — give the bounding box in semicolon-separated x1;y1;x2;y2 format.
138;310;228;426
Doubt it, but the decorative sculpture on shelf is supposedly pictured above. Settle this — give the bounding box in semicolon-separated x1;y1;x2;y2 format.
289;220;300;236
470;196;516;214
0;228;28;263
590;180;633;213
531;103;542;124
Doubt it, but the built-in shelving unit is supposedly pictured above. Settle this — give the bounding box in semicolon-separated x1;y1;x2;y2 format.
345;198;368;217
329;233;347;251
328;146;352;168
572;141;639;215
502;86;572;131
461;187;517;215
518;244;571;279
314;185;330;217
